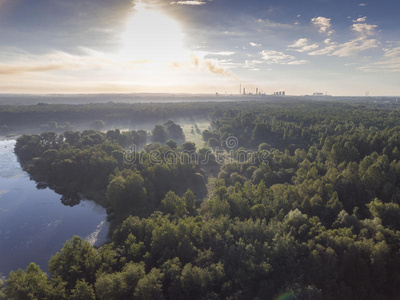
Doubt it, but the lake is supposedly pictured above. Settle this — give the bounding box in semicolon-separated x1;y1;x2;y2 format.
0;139;109;276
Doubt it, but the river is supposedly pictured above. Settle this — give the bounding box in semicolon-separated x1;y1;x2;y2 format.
0;139;109;276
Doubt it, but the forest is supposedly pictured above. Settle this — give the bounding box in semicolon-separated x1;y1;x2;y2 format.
1;99;400;299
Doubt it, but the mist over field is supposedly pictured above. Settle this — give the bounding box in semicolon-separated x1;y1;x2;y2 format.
1;0;400;299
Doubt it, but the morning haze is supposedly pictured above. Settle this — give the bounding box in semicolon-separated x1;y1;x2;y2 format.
0;0;400;299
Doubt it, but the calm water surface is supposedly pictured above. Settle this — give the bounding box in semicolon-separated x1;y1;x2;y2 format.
0;140;108;276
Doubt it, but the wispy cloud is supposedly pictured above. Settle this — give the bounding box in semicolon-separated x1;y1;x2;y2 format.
170;1;206;5
353;16;367;23
359;47;400;72
203;51;236;56
172;54;238;79
257;19;294;29
288;38;319;52
308;38;379;57
260;50;309;65
244;59;264;70
0;64;66;75
308;45;337;56
287;60;310;65
249;42;261;47
332;38;379;57
311;16;334;35
352;23;378;36
0;48;151;76
307;18;380;57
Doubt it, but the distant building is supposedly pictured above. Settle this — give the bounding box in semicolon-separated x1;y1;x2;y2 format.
313;92;324;96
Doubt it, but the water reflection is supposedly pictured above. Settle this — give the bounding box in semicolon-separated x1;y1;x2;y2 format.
0;139;109;276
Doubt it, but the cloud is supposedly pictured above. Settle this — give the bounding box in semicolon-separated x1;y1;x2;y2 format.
353;16;367;23
308;36;379;57
244;59;264;70
359;3;367;6
257;19;294;29
307;19;380;57
200;51;235;57
332;38;379;57
172;54;238;79
249;42;261;47
260;50;294;63
260;50;309;65
383;46;400;58
288;38;319;52
170;1;206;5
0;64;66;75
308;45;337;56
287;60;310;65
352;23;378;36
359;46;400;72
0;47;152;77
311;16;334;35
212;52;235;56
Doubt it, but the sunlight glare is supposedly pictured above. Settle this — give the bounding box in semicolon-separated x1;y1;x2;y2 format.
118;4;187;63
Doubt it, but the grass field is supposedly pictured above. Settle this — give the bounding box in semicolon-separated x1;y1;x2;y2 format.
182;122;210;149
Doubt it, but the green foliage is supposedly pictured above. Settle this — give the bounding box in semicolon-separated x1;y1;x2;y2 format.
161;191;187;217
8;100;400;299
69;280;95;300
3;263;66;300
49;236;98;291
181;141;196;152
95;263;145;300
166;139;177;149
133;268;164;300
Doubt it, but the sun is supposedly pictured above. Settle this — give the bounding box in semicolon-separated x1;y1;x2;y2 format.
118;3;188;63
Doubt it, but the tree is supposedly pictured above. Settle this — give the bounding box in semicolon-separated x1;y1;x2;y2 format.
49;236;98;291
367;198;400;229
152;125;167;143
3;263;63;300
134;268;164;300
70;279;95;300
181;141;196;152
208;138;220;148
106;170;147;215
161;191;187;217
182;189;196;214
164;120;185;140
166;139;178;149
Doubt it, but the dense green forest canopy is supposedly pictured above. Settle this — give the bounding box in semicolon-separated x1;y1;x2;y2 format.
2;99;400;299
0;98;399;135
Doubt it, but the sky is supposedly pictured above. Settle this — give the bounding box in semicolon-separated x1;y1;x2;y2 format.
0;0;400;96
